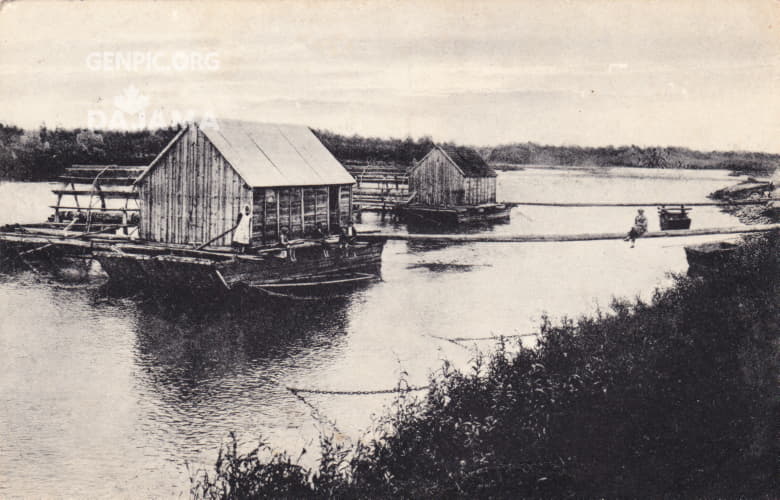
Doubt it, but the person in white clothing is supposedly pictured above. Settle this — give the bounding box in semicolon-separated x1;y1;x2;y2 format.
232;204;252;253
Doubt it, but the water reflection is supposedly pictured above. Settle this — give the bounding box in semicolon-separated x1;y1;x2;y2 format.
126;293;359;487
132;297;351;391
0;168;750;496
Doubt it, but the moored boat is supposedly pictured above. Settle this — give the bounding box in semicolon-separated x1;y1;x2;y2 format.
659;206;692;230
399;145;511;227
684;241;739;276
1;120;388;297
398;203;511;226
92;120;385;296
93;238;383;295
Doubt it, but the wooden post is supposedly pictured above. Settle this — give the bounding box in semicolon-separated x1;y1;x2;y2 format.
275;189;282;240
300;187;305;236
54;193;62;222
349;185;354;222
71;182;80;211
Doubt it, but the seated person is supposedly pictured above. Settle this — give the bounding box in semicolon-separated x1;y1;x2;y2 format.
312;222;330;257
279;227;297;262
624;208;648;248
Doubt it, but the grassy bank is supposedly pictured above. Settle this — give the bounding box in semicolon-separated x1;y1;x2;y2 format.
192;233;779;498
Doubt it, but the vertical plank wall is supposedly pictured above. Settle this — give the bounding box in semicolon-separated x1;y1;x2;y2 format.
463;177;497;205
249;185;338;244
138;126;251;246
409;149;496;207
409;149;463;206
137;126;355;246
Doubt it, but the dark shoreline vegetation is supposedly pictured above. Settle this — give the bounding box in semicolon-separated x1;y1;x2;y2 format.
191;232;779;499
0;124;179;181
1;123;778;182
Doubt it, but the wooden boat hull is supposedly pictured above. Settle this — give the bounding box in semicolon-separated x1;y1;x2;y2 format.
684;241;739;276
93;239;385;296
659;215;692;230
659;213;691;231
248;271;379;299
398;203;511;226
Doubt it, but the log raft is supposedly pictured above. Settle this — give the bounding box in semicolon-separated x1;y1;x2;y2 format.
360;223;780;243
506;199;780;208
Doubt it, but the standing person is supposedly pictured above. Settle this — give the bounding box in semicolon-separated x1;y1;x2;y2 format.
345;221;358;244
338;224;349;252
232;204;252;254
624;208;648;248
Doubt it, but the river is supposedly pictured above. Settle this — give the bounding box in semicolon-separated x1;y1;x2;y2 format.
0;166;745;497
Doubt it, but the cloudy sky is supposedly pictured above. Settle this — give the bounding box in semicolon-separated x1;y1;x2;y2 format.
0;0;778;152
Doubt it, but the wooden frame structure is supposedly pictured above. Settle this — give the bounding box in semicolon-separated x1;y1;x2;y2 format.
51;164;144;231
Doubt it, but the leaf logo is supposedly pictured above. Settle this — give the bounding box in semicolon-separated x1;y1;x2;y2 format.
113;85;150;115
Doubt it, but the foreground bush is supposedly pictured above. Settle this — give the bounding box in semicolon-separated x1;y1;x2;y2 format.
193;233;780;499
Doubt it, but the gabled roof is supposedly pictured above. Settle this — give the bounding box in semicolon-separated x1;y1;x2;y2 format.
416;145;497;178
137;120;355;188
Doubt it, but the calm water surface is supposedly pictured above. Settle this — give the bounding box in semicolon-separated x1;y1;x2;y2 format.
0;167;745;497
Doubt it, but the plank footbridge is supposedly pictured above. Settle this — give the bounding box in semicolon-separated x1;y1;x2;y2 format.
360;223;780;243
506;199;780;208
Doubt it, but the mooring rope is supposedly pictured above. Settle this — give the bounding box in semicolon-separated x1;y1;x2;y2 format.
427;332;540;350
287;385;430;396
508;198;780;207
289;388;346;436
448;333;539;341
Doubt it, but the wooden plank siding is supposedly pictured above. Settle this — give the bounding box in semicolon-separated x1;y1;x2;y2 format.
251;185;351;245
138;126;354;248
409;149;464;207
409;148;496;207
462;176;496;205
138;127;251;246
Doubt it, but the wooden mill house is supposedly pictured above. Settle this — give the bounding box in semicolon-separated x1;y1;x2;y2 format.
402;145;510;224
88;120;385;295
134;120;355;248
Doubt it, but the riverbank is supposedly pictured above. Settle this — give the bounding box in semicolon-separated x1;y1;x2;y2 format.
192;232;780;499
710;178;780;225
721;202;779;225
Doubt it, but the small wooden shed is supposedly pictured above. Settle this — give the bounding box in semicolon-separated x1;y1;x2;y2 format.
134;120;355;247
409;145;497;207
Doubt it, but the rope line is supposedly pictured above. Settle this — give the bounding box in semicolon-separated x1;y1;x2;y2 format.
287;385;430;396
428;333;539;348
507;198;780;207
289;389;345;435
449;333;539;341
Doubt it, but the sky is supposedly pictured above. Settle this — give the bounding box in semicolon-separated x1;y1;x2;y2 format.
0;0;778;152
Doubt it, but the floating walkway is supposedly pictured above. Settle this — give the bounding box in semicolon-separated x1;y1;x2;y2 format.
361;223;780;243
507;198;780;208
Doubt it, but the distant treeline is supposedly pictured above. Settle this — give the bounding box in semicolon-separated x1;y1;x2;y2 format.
2;123;778;182
315;129;780;173
0;124;179;181
312;129;437;166
483;142;780;173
